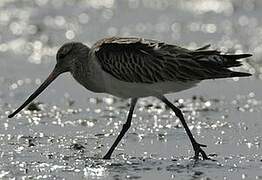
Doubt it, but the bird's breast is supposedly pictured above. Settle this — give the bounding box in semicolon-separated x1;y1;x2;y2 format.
70;59;107;93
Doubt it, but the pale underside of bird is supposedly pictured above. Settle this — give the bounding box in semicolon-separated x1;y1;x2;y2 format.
8;37;252;160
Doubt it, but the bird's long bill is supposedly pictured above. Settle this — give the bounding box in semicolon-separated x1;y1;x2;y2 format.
8;67;62;118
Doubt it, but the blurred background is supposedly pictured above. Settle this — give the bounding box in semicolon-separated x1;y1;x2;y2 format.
0;0;261;179
0;0;261;66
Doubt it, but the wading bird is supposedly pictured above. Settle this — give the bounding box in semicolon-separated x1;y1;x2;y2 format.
8;37;252;160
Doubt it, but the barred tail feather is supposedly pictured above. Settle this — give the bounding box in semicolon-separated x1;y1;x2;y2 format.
222;54;252;60
193;51;252;80
230;71;252;77
221;54;252;68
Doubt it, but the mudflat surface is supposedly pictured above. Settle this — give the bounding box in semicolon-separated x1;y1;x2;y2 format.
0;0;261;179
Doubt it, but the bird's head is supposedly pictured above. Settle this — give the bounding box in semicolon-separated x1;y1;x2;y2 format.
56;42;90;72
8;42;90;118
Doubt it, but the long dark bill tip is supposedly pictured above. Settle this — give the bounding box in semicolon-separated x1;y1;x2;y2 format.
8;69;61;118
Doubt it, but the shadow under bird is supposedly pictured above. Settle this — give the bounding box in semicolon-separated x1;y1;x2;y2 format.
8;37;252;160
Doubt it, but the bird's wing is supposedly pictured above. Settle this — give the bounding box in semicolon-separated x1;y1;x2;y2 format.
93;37;251;83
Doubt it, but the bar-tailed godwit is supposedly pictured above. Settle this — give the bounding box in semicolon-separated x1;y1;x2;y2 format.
8;37;252;160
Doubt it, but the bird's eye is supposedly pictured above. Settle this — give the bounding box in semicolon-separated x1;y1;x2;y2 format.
56;43;74;60
57;51;67;59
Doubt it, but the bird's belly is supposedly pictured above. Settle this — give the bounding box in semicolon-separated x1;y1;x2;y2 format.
75;74;199;98
102;77;200;98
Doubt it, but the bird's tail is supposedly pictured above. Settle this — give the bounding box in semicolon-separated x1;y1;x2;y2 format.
192;46;252;78
230;71;252;77
220;54;252;68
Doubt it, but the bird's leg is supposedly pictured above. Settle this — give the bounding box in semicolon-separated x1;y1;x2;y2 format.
158;96;209;160
103;98;138;159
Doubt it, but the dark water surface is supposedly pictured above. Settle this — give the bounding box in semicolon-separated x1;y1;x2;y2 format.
0;0;262;179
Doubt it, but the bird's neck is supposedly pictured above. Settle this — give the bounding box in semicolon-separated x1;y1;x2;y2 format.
70;55;106;93
71;56;91;81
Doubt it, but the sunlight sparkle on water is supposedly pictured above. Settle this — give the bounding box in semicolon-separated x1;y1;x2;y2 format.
84;166;108;178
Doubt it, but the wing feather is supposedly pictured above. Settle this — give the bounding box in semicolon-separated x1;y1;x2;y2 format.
93;37;251;83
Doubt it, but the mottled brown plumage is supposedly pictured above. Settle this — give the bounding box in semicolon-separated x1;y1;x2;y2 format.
94;37;251;83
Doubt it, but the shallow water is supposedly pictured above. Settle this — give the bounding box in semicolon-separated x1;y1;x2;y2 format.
0;0;262;179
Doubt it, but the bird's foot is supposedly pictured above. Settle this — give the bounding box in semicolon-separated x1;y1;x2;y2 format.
192;142;210;160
